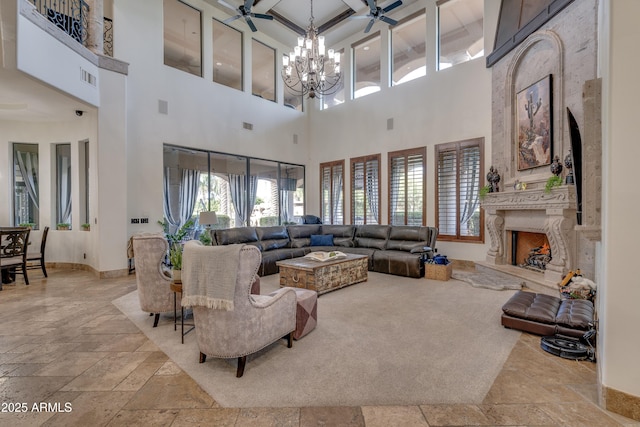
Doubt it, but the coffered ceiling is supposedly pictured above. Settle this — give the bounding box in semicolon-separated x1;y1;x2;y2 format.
205;0;419;46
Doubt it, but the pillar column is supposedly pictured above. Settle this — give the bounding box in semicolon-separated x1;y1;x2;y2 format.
86;0;104;55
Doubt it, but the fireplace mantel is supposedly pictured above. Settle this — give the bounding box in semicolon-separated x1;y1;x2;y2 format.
481;186;577;288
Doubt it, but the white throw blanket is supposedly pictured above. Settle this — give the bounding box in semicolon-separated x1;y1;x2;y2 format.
181;241;243;311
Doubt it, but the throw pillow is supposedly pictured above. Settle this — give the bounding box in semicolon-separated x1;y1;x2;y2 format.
310;234;333;246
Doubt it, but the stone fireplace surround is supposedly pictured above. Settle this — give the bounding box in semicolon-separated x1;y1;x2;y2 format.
482;0;600;290
481;186;576;290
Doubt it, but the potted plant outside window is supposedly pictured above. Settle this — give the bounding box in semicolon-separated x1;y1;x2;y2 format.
19;222;35;229
57;223;71;230
81;223;91;231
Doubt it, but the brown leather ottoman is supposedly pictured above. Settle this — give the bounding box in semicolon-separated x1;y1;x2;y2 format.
293;289;317;340
501;291;594;338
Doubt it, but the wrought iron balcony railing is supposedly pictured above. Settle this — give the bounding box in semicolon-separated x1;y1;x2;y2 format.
29;0;89;46
103;17;113;57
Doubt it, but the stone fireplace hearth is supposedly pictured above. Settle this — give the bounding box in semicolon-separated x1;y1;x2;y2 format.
481;186;576;289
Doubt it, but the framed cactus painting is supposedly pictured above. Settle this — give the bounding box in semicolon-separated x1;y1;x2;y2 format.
516;75;553;170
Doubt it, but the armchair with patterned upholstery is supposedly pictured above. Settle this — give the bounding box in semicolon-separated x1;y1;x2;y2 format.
132;233;174;327
182;242;296;377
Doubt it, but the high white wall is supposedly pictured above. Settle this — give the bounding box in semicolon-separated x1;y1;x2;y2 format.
307;0;499;262
600;0;640;402
114;0;308;239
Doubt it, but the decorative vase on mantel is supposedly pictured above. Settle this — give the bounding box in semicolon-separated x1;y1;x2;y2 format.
550;155;563;176
564;150;574;184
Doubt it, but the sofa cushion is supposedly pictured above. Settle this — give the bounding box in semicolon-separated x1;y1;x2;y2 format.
215;227;259;246
555;299;594;330
372;249;423;278
502;291;561;325
310;234;334;246
320;225;356;247
287;225;321;248
355;225;390;250
256;226;289;251
386;240;431;253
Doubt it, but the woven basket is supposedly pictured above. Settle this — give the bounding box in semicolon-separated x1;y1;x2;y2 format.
425;263;452;281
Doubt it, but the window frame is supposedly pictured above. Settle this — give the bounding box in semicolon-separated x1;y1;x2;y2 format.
163;0;203;77
350;154;381;225
437;0;484;71
388;147;426;226
12;142;40;228
352;32;382;100
212;17;243;91
319;160;345;225
55;143;72;227
251;38;276;102
434;137;485;242
390;9;427;87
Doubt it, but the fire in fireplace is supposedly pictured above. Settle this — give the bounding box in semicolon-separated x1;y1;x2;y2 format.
521;243;551;271
510;231;552;272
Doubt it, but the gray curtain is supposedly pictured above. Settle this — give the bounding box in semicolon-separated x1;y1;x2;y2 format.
15;150;40;210
366;164;378;224
179;169;200;227
460;149;480;231
389;160;402;225
228;174;258;226
162;167;179;227
331;168;343;224
57;153;72;224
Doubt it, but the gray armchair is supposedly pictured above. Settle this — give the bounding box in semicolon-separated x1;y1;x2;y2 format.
132;233;174;327
182;243;296;377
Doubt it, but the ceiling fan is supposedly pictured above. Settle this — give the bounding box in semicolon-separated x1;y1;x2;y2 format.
353;0;403;33
218;0;273;33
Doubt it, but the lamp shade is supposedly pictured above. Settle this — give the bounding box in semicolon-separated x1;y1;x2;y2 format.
199;211;218;226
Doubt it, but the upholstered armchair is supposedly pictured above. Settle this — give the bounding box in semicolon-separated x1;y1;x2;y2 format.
132;233;174;327
182;242;296;377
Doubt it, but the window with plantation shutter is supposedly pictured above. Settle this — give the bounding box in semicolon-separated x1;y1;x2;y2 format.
388;147;426;226
435;138;484;242
351;154;381;224
320;160;344;224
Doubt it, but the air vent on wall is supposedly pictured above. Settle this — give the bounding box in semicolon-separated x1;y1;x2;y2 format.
80;68;96;86
158;100;168;115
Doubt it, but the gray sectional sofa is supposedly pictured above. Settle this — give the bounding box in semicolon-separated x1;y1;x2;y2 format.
211;224;438;278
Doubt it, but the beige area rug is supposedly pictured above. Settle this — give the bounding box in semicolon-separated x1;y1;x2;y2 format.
113;272;521;408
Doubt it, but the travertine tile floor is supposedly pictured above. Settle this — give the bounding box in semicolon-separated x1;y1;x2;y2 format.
0;269;638;426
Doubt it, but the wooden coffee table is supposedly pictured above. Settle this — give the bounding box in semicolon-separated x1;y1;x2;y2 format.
276;253;368;295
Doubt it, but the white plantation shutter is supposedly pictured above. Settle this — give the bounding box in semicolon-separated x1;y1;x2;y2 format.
320;160;344;224
436;139;484;241
459;145;481;236
437;148;457;235
388;148;426;225
351;155;380;224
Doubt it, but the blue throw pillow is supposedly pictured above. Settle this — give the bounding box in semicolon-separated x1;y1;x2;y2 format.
310;234;333;246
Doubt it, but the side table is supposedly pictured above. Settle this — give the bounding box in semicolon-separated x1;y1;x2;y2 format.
170;281;195;343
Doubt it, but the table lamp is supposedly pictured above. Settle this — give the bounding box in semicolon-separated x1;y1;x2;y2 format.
199;211;218;229
199;211;218;245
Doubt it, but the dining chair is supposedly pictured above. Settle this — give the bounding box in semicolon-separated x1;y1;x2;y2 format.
26;226;49;277
0;227;31;286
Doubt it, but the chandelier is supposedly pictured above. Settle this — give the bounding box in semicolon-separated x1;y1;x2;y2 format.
281;0;342;99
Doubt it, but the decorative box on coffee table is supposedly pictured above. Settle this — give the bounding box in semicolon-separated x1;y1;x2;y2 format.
276;253;368;295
